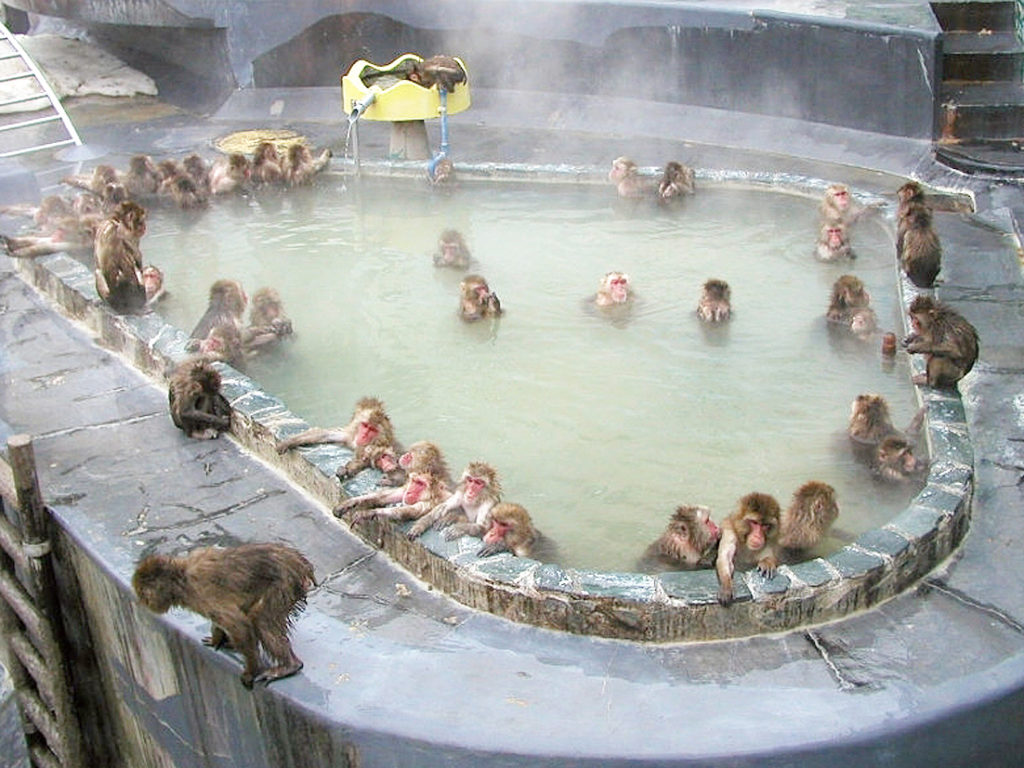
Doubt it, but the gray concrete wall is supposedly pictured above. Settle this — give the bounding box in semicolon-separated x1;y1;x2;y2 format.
8;1;942;137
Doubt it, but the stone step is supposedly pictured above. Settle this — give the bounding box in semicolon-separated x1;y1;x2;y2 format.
934;140;1024;175
941;82;1024;139
943;30;1024;82
931;1;1018;33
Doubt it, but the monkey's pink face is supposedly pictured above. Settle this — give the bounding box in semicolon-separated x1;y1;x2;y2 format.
608;275;629;303
832;188;849;209
463;475;487;503
441;243;460;261
698;511;720;542
483;519;509;544
744;519;771;551
475;285;490;301
826;227;844;248
399;450;414;469
199;336;223;356
377;452;398;472
402;474;429;505
354;420;379;446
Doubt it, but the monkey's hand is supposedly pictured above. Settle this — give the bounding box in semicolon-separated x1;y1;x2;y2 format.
717;584;734;606
332;498;361;517
348;508;378;524
757;556;778;580
902;333;923;351
443;524;469;541
477;540;509;558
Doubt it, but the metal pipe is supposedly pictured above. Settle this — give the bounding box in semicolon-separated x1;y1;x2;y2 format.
427;88;449;179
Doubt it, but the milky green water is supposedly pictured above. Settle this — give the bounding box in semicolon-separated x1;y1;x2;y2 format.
145;176;920;571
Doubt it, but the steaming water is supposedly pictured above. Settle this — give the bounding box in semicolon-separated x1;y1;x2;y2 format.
147;176;920;572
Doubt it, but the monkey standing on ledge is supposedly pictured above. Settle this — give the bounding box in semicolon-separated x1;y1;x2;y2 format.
132;543;315;688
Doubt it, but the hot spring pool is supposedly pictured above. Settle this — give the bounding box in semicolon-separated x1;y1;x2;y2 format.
145;174;920;571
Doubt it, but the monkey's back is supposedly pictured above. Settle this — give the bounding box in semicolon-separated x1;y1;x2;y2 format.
185;543;315;616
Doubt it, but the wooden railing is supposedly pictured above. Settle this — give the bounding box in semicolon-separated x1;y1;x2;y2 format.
0;435;83;768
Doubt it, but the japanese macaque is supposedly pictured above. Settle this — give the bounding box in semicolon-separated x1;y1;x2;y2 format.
896;180;926;226
209;153;251;195
251;142;285;186
608;156;650;199
903;295;979;388
142;264;166;307
407;55;467;92
819;183;872;226
197;323;245;369
334;470;451;525
778;481;838;551
874;435;927;483
189;279;247;342
696;278;731;322
132;542;315;688
168;357;232;439
847;393;927;481
847;393;898;446
658;161;696;202
277;397;399;478
639;505;721;571
433;228;471;268
155;159;183;191
62;163;118;196
97;182;129;211
825;274;872;330
715;492;781;606
284;143;332;187
459;274;502;321
93;201;148;313
848;307;878;339
430;156;455;186
243;287;293;353
1;194;73;226
124;154;163;198
594;271;631;307
276;397;389;453
380;439;452;488
183;153;211;195
898;204;941;288
3;222;95;258
407;462;501;539
815;222;853;262
167;174;209;210
477;503;539;558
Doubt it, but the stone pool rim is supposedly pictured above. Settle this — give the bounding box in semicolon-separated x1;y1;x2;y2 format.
9;162;975;642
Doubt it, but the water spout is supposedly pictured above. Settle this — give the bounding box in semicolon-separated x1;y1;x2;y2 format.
427;88;450;180
345;89;379;173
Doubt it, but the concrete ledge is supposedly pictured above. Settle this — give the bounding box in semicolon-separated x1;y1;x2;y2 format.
9;165;974;642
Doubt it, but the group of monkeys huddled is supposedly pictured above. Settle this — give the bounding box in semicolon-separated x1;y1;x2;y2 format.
133;168;980;687
1;143;331;314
